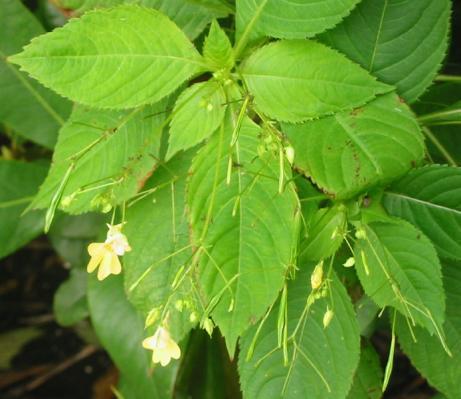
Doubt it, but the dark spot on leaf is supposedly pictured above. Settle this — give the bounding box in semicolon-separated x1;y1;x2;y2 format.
362;196;372;208
350;107;364;116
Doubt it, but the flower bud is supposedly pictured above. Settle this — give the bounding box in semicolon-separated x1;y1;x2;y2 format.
355;228;366;240
189;311;198;323
323;308;334;329
175;300;184;312
343;257;355;268
61;193;76;208
284;146;295;165
145;307;160;327
310;261;324;290
203;318;214;337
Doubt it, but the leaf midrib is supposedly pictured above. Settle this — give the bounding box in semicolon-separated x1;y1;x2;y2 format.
368;0;388;71
243;72;385;93
13;53;206;68
384;191;461;217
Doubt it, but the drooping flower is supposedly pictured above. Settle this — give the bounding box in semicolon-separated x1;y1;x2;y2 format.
142;326;181;366
87;224;131;281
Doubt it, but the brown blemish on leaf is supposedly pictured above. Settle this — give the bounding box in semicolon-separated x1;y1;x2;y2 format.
350;107;364;116
136;162;157;191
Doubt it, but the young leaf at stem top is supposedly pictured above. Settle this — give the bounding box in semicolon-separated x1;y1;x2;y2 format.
203;20;235;71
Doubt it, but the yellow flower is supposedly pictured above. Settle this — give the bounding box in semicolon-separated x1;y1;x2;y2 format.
142;327;181;367
87;224;131;281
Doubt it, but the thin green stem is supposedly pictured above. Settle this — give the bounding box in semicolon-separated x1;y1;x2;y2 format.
435;74;461;83
0;196;34;209
422;126;458;166
418;108;461;123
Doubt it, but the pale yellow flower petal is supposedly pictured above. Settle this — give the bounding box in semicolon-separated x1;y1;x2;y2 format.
159;351;172;367
88;242;105;257
166;340;181;360
142;336;157;350
143;327;180;367
110;253;122;275
87;243;106;273
152;349;163;364
97;251;115;281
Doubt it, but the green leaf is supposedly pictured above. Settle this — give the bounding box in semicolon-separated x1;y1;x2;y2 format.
187;115;300;354
48;213;104;266
383;165;461;261
241;40;392;123
0;328;41;369
236;0;360;41
347;343;383;399
124;151;197;341
203;20;234;71
88;274;180;398
413;83;461;165
167;81;227;160
283;93;425;199
396;259;461;399
145;0;231;40
0;160;47;259
239;265;360;399
355;296;380;337
299;205;346;262
10;5;204;109
173;330;242;399
413;83;461;117
53;268;89;326
354;220;445;334
31;100;170;214
296;176;325;220
320;0;451;103
56;0;231;40
0;0;70;148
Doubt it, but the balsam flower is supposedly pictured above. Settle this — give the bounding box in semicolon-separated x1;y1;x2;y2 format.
142;326;181;367
87;224;131;281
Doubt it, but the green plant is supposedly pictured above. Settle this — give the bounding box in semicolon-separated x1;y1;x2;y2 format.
1;0;460;397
